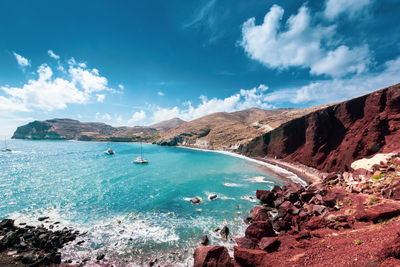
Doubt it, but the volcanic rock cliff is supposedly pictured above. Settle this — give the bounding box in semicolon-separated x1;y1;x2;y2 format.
239;84;400;172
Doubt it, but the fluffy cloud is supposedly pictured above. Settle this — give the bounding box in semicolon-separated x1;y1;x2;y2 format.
240;4;370;77
324;0;372;20
127;110;147;125
310;45;370;77
96;94;105;102
147;53;400;125
1;56;111;112
150;84;274;123
262;56;400;106
157;91;164;96
13;52;30;67
47;50;60;60
96;112;112;121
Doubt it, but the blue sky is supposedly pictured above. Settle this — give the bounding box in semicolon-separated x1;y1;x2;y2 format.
1;0;400;136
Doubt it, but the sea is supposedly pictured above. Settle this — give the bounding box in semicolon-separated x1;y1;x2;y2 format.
0;140;294;266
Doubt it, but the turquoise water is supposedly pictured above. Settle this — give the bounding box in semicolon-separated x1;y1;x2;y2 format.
0;140;287;265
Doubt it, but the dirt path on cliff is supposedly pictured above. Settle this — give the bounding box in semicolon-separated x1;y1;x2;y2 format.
254;156;323;185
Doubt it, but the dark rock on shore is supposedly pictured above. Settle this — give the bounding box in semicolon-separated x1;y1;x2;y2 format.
200;235;209;246
220;226;229;241
0;218;79;265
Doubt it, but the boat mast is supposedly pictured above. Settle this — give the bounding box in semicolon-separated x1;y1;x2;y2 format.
140;141;143;158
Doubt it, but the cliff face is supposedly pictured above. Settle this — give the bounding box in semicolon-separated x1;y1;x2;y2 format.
240;84;400;172
156;106;330;150
12;119;159;142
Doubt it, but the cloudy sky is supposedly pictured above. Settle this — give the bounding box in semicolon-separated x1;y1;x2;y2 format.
1;0;399;136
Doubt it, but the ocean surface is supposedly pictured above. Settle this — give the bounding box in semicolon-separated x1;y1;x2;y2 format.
0;140;290;265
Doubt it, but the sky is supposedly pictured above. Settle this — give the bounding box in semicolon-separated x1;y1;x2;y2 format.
1;0;400;137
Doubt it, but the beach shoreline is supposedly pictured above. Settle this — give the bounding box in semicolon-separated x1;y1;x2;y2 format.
175;145;315;187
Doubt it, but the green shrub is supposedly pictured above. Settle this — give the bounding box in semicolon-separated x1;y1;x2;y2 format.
354;240;363;245
371;173;386;181
367;196;379;205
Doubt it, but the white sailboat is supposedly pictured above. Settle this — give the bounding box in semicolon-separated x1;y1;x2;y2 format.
3;137;11;152
133;141;148;164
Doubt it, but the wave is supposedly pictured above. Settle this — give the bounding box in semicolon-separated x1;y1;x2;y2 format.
223;183;241;187
241;195;257;202
246;176;274;184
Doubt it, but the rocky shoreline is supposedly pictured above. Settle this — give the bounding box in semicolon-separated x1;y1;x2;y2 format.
0;218;82;266
194;152;400;266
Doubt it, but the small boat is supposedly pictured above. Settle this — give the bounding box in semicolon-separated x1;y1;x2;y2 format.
133;156;148;164
133;141;148;164
3;137;11;152
105;147;115;155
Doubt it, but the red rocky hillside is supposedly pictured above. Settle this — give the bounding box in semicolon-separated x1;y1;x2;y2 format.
239;84;400;172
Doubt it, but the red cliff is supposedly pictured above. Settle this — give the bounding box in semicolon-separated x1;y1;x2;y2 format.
240;83;400;172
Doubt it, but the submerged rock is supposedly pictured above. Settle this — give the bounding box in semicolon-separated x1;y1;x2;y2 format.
38;216;49;221
209;194;218;200
96;254;105;261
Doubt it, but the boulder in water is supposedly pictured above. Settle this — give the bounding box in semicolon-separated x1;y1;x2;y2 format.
190;197;202;205
209;194;218;200
220;226;229;241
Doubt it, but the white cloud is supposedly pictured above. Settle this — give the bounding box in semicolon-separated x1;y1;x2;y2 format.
324;0;372;20
69;65;108;93
103;113;111;121
96;94;105;102
262;56;400;106
240;4;370;77
47;50;60;60
95;112;112;121
1;57;112;112
310;45;370;77
157;91;164;96
13;52;30;67
127;110;147;125
150;84;274;123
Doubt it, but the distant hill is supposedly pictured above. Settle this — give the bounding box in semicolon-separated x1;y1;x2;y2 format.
156;106;330;150
150;117;185;131
12;119;159;142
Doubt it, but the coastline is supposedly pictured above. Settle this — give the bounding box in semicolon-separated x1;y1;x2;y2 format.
175;145;312;187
